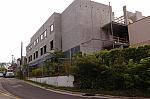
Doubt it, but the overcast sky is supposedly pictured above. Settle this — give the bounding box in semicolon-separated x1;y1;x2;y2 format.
0;0;149;62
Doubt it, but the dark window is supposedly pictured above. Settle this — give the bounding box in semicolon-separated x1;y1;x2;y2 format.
36;51;38;58
44;45;47;54
30;55;32;61
71;46;80;57
33;53;36;60
64;50;70;58
29;55;32;62
28;57;30;62
64;46;80;58
40;47;43;56
50;40;53;50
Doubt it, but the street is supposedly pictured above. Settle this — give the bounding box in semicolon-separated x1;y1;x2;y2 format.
0;78;102;99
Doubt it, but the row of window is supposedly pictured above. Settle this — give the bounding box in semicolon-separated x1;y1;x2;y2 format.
28;40;54;62
27;24;54;51
29;45;47;62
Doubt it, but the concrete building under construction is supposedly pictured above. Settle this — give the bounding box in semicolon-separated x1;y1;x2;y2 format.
26;0;144;67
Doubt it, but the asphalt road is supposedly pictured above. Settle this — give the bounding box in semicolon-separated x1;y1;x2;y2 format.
0;78;18;99
0;78;102;99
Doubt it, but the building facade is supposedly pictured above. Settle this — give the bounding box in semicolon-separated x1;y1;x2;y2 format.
61;0;113;55
27;0;114;67
26;13;61;66
27;0;142;67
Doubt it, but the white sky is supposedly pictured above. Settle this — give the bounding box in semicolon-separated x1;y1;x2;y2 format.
0;0;149;62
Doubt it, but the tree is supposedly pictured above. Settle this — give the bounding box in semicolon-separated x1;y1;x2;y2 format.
43;50;66;76
0;67;5;72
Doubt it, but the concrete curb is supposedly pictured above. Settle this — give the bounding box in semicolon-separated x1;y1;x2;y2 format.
23;80;150;99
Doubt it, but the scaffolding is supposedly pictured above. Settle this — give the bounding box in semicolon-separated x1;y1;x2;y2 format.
102;18;129;49
114;16;126;25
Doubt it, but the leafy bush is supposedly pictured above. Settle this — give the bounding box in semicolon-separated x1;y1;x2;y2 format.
72;45;150;91
31;68;42;77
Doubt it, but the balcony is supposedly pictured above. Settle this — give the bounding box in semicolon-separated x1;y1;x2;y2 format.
113;36;128;44
103;35;129;50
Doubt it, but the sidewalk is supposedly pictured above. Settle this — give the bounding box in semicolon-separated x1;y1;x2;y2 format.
24;80;150;99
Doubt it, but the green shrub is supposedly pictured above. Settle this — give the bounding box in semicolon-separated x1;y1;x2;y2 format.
31;68;42;77
72;45;150;91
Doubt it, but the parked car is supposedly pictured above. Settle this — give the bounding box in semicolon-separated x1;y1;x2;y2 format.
5;72;14;78
0;72;3;77
5;69;14;78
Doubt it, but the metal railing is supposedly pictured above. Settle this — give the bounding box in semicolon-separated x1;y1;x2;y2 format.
113;36;128;43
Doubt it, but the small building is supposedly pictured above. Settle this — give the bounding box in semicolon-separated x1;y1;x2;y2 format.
128;16;150;46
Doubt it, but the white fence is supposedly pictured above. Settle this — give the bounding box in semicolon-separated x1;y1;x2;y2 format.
28;75;74;87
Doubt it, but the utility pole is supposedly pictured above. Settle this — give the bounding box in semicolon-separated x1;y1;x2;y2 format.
12;55;14;64
20;42;23;79
21;42;23;66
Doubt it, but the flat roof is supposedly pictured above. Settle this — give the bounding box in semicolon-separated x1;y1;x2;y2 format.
102;21;127;30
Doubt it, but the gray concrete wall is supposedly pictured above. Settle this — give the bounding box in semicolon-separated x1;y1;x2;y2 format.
28;75;74;87
61;0;111;54
61;0;80;52
128;16;150;46
54;13;61;51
